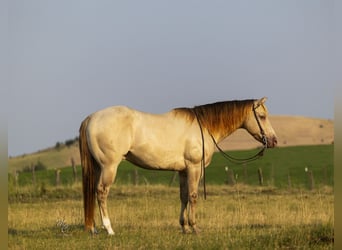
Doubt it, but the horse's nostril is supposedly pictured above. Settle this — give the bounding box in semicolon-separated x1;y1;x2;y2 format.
273;137;278;146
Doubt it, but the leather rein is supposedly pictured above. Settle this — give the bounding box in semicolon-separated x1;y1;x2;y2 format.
210;105;268;164
192;104;268;199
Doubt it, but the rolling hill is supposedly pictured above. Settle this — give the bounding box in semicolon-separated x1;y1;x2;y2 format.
8;115;334;172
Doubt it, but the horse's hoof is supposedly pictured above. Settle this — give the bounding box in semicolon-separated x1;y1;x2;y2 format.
181;226;192;234
107;230;115;236
192;226;201;234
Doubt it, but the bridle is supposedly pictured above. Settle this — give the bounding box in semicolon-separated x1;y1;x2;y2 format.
210;104;268;164
193;104;268;199
252;104;268;148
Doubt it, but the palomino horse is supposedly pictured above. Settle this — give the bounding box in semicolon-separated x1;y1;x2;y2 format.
79;97;277;235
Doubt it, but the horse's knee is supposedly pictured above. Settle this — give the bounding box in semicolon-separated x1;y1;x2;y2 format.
189;192;198;204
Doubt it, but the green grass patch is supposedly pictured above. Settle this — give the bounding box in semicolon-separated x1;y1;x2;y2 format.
9;145;333;191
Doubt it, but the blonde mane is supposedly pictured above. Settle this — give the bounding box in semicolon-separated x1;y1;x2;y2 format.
174;100;255;139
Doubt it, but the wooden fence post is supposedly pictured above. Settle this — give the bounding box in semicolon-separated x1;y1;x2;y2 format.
55;169;61;186
257;168;263;186
225;166;236;186
132;169;139;186
305;167;314;190
169;171;177;186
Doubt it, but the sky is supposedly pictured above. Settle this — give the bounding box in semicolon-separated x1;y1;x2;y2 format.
7;0;337;156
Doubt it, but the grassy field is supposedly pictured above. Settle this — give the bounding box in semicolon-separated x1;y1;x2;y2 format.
10;145;334;189
8;145;334;249
8;185;334;249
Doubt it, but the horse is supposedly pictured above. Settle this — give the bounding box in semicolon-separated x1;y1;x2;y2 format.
79;97;277;235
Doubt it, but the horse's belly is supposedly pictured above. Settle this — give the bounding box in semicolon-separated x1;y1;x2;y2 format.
125;149;186;171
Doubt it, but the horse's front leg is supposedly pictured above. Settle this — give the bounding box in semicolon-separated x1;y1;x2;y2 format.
179;170;191;234
187;167;202;234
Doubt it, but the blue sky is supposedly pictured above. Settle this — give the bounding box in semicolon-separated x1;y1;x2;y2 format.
8;1;336;156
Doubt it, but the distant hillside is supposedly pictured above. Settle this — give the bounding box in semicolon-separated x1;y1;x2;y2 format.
220;115;334;150
8;115;334;172
9;143;81;173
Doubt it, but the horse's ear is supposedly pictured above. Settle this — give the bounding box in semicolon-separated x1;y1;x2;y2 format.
254;97;267;108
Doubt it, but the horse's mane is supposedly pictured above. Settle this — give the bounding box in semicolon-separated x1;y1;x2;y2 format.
174;99;255;138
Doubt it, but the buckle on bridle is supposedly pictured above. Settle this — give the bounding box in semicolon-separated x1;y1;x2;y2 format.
261;133;268;148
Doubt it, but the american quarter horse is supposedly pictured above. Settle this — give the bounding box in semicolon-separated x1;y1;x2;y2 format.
79;97;277;235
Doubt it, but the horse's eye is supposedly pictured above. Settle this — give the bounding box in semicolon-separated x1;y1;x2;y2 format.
259;115;266;120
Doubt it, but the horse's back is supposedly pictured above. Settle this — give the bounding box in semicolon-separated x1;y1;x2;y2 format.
84;105;204;170
85;106;180;156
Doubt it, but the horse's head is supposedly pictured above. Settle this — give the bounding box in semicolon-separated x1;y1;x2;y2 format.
243;97;277;148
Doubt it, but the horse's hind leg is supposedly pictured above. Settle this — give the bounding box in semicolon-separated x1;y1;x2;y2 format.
97;157;121;235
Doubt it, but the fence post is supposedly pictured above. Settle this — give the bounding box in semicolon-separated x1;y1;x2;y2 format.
225;166;236;186
71;157;77;183
55;169;61;186
133;169;139;186
305;167;314;190
257;168;263;186
169;171;177;186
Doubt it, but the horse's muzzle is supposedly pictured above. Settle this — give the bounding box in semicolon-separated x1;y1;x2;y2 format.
267;136;278;148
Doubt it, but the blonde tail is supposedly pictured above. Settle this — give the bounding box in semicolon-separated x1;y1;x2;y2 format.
79;116;99;232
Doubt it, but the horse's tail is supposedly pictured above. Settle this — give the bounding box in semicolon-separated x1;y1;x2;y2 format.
79;116;98;232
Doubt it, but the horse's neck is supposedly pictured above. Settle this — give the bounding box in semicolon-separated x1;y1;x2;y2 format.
212;120;244;143
209;109;247;143
192;100;252;143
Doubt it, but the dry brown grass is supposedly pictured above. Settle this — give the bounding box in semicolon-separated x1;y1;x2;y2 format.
8;184;334;249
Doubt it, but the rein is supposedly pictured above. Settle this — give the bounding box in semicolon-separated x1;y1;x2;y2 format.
210;134;266;164
193;105;268;199
192;109;207;200
210;106;268;164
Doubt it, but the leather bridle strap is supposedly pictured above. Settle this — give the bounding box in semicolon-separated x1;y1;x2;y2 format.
192;109;207;200
192;104;268;200
252;105;268;148
210;105;267;165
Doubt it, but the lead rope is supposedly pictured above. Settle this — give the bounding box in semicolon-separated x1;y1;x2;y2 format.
192;105;268;199
209;134;266;164
209;105;267;164
192;109;207;200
